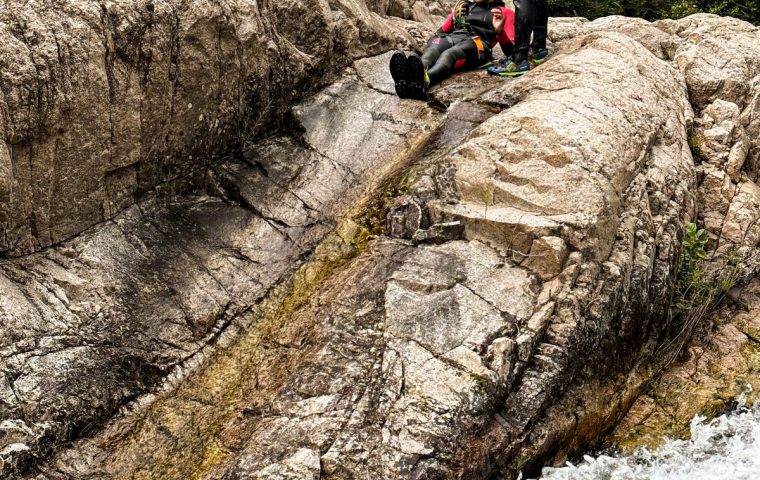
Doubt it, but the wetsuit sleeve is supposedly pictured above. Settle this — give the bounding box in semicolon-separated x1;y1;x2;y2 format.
495;7;515;45
438;13;455;34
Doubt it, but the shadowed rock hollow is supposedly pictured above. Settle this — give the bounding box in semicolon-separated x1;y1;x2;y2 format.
1;3;760;480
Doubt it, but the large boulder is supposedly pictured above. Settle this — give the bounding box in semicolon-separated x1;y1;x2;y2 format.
17;26;700;480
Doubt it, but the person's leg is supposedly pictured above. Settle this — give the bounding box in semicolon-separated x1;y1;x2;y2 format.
512;0;534;64
425;34;481;86
460;36;489;70
391;35;454;99
425;47;466;87
405;35;478;99
530;0;548;54
488;0;537;77
405;34;454;99
421;35;452;71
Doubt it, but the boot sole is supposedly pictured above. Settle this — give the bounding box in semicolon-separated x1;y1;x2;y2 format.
497;70;529;77
405;55;426;100
390;52;410;98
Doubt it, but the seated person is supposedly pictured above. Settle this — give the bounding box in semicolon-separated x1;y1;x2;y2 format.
390;0;515;99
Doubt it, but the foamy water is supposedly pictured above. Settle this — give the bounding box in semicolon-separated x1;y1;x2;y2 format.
534;404;760;480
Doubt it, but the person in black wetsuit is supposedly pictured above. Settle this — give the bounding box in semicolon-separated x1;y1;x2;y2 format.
487;0;549;77
389;0;515;99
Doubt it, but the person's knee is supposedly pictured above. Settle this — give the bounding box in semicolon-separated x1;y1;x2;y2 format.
439;49;461;68
422;44;445;68
444;48;470;72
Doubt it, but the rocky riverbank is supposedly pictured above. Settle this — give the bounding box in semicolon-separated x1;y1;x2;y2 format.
2;2;760;479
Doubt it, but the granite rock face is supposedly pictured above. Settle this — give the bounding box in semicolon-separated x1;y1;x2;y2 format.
0;51;444;476
610;279;760;452
1;6;760;480
599;15;760;454
671;15;760;266
0;0;432;257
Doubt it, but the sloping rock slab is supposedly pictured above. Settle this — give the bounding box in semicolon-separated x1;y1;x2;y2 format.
25;29;699;480
0;53;441;477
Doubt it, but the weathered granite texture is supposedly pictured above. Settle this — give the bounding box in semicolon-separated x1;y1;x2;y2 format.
0;0;441;257
603;16;760;450
0;51;444;476
1;7;759;480
610;279;760;452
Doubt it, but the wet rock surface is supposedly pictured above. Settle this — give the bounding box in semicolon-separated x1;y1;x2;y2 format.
0;51;442;476
1;7;760;480
610;279;760;452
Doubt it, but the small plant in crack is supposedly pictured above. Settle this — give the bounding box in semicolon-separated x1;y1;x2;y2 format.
664;222;747;365
477;182;495;219
674;223;709;313
470;372;492;395
239;99;273;152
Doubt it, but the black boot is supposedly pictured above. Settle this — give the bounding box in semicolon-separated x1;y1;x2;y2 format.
390;51;410;98
405;54;428;100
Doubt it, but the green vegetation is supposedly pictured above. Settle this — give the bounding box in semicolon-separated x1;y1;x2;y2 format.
688;135;706;163
665;223;744;363
548;0;760;24
470;372;494;395
674;223;711;313
477;182;495;219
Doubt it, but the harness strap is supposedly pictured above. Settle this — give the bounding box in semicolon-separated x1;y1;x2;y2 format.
471;35;487;60
472;36;486;57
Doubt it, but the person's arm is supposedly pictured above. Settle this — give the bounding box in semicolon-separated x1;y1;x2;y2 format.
439;1;472;34
438;13;455;35
493;7;515;54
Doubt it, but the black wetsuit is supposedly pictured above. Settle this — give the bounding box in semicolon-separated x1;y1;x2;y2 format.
422;2;514;87
512;0;548;63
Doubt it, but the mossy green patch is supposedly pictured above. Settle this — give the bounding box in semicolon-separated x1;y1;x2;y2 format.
688;135;706;163
191;439;230;480
100;111;447;480
469;373;492;395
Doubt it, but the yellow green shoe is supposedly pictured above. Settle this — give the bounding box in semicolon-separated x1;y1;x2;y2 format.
488;58;531;77
529;48;549;67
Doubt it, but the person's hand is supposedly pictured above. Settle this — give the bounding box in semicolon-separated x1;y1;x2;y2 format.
454;1;470;17
492;8;505;33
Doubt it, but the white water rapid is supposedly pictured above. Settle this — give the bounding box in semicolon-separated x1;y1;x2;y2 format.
534;404;760;480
